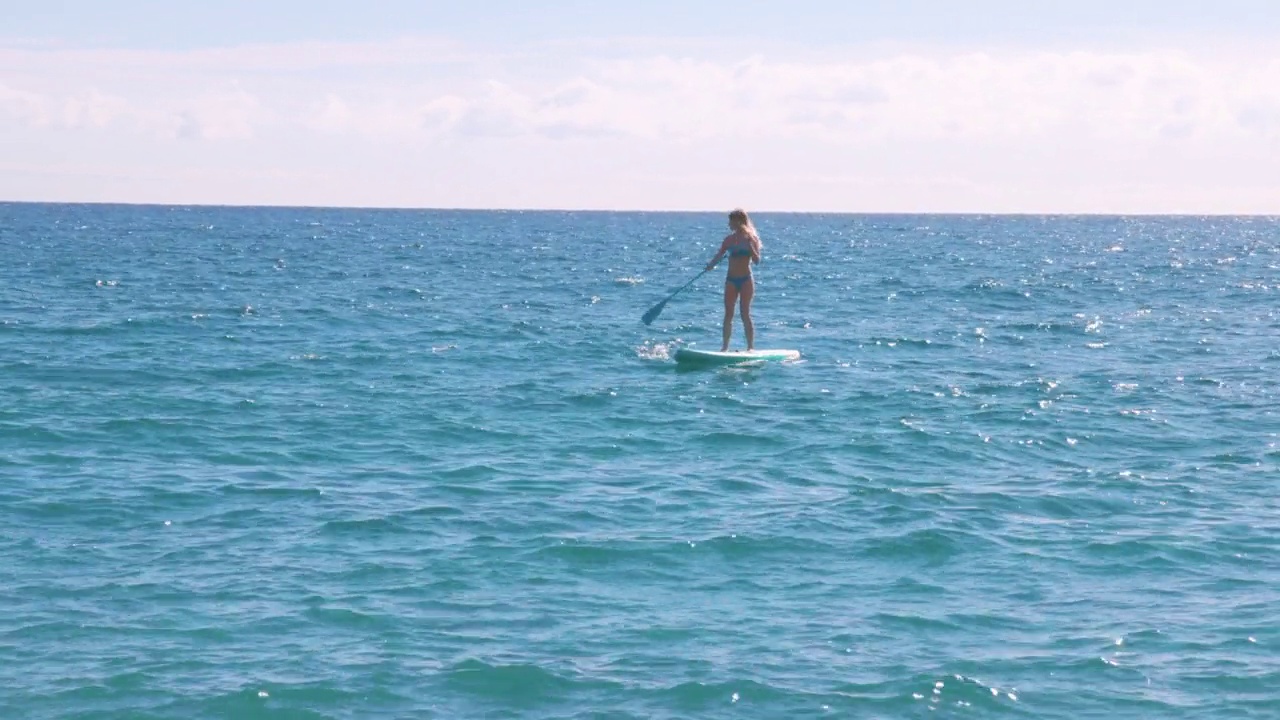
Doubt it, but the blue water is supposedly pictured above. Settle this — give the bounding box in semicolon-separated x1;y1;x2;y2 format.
1;203;1277;719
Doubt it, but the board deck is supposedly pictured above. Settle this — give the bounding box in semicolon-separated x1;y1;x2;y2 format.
673;347;801;366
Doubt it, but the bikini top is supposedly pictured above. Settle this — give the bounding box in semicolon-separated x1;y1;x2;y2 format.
728;239;755;257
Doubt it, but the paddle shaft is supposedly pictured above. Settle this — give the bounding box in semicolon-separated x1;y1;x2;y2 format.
670;268;709;297
642;268;709;325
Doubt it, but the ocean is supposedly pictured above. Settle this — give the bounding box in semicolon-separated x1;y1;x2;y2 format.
1;203;1276;719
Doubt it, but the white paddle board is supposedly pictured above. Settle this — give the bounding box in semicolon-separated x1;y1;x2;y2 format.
673;347;801;366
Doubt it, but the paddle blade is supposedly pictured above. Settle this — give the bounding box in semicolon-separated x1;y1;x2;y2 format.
641;298;668;325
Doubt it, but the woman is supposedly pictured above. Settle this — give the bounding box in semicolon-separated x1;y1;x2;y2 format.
705;208;762;351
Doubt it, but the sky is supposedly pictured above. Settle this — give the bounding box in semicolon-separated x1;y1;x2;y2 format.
3;0;1280;213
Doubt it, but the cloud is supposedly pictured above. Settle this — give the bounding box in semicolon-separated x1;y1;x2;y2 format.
6;37;1279;146
141;85;264;141
2;35;1279;211
308;93;352;133
0;82;52;126
59;90;130;129
0;76;263;141
0;37;475;77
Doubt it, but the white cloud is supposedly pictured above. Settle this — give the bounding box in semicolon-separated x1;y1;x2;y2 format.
178;85;264;140
2;36;1279;211
59;89;129;129
308;93;352;134
0;81;52;126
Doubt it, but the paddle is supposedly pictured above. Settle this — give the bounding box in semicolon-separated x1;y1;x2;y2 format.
642;268;709;325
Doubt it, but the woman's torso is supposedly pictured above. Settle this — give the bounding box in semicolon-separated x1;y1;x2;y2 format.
725;231;756;275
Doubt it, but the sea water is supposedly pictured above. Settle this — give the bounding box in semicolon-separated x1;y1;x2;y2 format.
1;203;1277;719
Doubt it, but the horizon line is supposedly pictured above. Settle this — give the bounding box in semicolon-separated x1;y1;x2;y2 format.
2;199;1278;219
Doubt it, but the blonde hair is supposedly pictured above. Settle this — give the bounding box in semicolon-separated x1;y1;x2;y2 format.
729;208;761;250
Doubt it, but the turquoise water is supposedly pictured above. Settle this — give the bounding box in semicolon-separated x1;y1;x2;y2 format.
2;203;1277;719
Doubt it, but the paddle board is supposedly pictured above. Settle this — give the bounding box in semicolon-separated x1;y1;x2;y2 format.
673;347;801;366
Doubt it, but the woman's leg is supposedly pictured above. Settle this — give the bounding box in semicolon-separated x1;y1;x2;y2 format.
722;281;739;351
739;278;755;350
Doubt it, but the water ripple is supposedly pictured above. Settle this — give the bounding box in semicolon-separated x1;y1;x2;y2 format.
1;205;1277;719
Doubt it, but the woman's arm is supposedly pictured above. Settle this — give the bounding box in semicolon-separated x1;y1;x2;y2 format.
705;237;730;271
